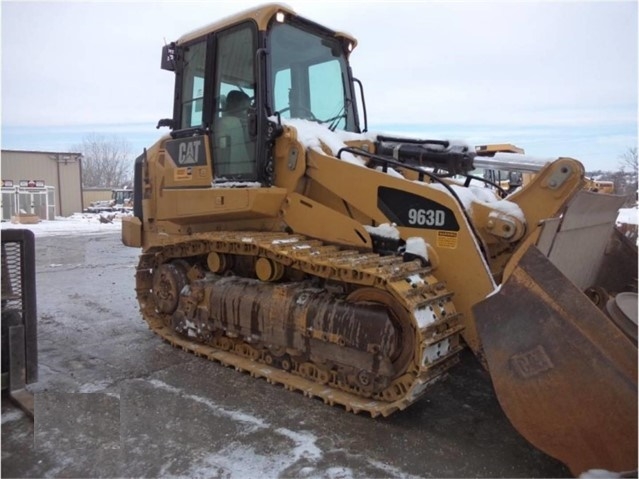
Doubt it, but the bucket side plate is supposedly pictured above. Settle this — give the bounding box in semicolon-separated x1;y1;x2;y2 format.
473;245;637;475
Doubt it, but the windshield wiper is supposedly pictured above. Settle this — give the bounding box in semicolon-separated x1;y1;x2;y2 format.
324;99;351;131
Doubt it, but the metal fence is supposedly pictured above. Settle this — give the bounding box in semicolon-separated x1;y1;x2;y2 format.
1;186;56;221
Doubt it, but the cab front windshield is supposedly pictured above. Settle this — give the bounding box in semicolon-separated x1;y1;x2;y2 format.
269;21;356;132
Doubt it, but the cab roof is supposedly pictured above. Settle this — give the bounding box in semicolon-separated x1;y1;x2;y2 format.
176;2;357;49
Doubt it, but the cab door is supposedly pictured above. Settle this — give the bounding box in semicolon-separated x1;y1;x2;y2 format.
210;22;258;181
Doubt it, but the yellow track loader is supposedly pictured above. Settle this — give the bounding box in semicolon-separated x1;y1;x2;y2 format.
122;4;637;475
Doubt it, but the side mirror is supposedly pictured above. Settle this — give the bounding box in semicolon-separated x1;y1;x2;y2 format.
161;43;176;72
156;118;175;129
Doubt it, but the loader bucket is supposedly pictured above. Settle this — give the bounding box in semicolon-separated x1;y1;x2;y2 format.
473;245;637;476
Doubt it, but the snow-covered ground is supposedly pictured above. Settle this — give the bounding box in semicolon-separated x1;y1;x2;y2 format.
0;212;124;237
616;206;638;226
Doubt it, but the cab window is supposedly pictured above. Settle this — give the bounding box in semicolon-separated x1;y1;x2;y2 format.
211;23;257;180
179;41;206;129
270;22;355;132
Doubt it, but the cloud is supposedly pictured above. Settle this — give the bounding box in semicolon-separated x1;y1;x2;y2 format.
1;0;636;171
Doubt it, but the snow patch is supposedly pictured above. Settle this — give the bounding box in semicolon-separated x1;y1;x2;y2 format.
617;206;638;226
579;469;622;478
375;166;404;178
78;380;113;393
147;379;267;430
211;181;262;188
272;238;299;245
426;182;525;222
423;338;450;364
405;237;429;262
414;306;437;328
145;379;363;479
1;409;25;424
279;118;370;166
364;457;424;479
1;212;123;237
364;223;400;240
275;427;323;461
325;467;354;478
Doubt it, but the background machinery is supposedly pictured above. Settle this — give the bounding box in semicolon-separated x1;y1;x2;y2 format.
122;4;637;475
86;187;134;214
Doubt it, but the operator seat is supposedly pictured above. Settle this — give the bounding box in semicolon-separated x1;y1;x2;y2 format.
225;90;250;118
213;90;253;177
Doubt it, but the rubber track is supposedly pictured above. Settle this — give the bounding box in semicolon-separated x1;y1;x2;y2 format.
135;232;464;417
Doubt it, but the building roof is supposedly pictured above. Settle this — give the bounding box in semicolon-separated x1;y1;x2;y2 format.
1;149;82;157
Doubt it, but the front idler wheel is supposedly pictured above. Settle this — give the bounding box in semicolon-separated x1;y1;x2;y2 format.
152;262;188;314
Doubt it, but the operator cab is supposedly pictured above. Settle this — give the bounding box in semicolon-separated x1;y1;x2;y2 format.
159;4;361;184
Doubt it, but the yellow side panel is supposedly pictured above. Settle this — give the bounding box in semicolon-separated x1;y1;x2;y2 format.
161;135;213;189
281;193;371;248
155;187;287;222
175;189;249;216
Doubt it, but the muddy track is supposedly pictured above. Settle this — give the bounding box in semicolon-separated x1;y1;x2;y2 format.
135;232;464;417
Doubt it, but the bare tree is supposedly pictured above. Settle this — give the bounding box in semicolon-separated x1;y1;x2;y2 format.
74;134;134;188
619;146;638;173
617;147;638;206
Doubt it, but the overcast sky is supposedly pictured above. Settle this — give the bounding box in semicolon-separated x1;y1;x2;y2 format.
2;1;637;171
